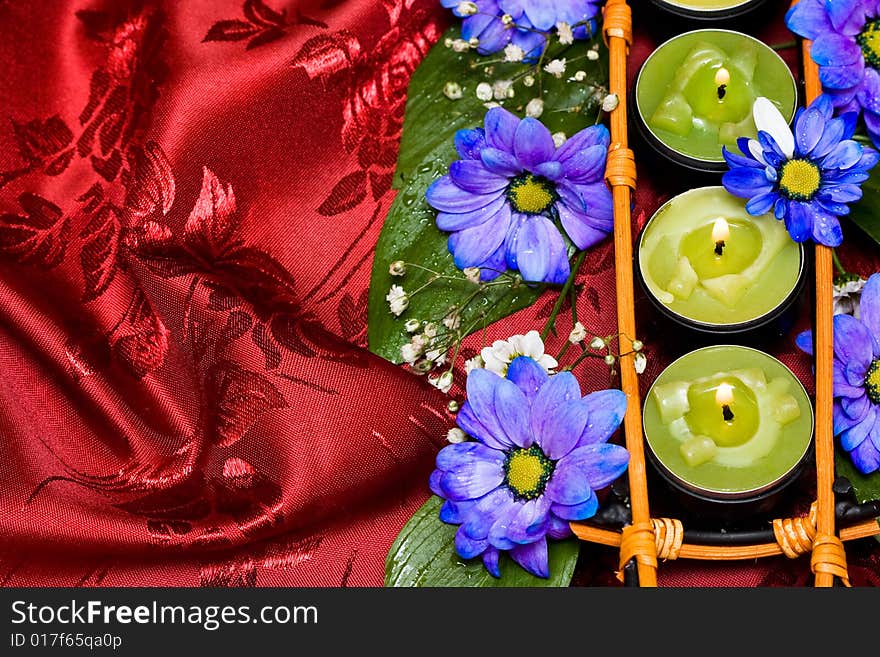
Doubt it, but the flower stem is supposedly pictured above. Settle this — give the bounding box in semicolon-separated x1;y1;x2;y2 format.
832;248;848;277
770;40;797;51
540;250;585;341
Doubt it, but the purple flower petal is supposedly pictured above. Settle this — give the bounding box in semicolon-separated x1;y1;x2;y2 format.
559;145;606;183
449;159;510;194
510;538;549;578
810;33;862;66
784;201;813;242
546;515;572;539
558;202;608;251
448;201;512;268
485;106;520;152
859;273;880;337
821;140;863;170
841;393;870;421
514;117;555;170
457;400;508;450
501;496;551;544
544;454;593;505
427;176;501;213
786;0;832;39
429;470;443;496
466;368;514;448
577;389;628;446
722;166;774;199
833;361;867;398
530;372;582;445
436;193;507;232
796;329;813;356
811;115;848;159
550;490;598;520
819;60;865;90
493;377;533;448
556;124;610;163
524;0;555;30
436;441;503;471
455;527;489;559
511;216;552;282
534;160;563;181
455;128;488;160
795;104;827;155
461;488;516;539
506;356;550;400
541;216;571;284
510;26;546;63
827;0;866;35
833;313;874;368
746;191;779;216
535;399;589;460
482;547;501;577
810;206;843;246
473;16;512;55
723;146;763;169
439;456;505;501
850;436;880;474
841;406;875;451
481;147;522;176
557;443;630;490
440;499;470;524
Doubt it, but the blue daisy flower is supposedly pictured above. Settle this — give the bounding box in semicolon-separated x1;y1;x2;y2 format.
440;0;599;60
721;95;879;247
430;356;629;578
796;273;880;474
786;0;880;146
426;107;614;284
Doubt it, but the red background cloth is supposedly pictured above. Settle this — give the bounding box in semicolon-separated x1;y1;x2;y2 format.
0;0;876;586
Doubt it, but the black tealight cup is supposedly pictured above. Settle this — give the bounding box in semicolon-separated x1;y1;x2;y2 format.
635;187;808;339
631;29;798;175
648;0;770;23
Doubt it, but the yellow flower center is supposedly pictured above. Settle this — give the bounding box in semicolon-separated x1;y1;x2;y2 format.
866;359;880;404
778;159;821;201
508;174;555;214
858;19;880;69
504;445;554;500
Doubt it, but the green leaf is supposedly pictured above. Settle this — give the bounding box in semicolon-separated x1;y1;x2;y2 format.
848;165;880;245
835;451;880;542
385;495;580;587
367;26;609;362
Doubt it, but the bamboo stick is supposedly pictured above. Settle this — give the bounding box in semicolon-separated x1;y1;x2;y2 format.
601;0;658;587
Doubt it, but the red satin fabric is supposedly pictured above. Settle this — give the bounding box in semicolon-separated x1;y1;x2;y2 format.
0;0;875;587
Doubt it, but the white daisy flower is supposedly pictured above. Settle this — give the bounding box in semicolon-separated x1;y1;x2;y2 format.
480;330;557;376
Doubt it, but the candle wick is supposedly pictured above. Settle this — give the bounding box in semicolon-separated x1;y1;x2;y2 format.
717;84;727;100
722;404;734;422
714;240;725;256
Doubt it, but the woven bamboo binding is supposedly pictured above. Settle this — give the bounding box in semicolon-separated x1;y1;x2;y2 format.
570;0;880;586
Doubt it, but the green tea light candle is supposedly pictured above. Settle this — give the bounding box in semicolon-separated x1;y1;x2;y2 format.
633;30;797;171
644;345;813;501
637;186;805;334
649;0;768;21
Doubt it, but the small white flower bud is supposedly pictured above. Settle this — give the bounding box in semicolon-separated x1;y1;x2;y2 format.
574;70;587;82
413;359;433;374
501;13;514;25
463;267;481;284
602;93;619;113
443;81;463;100
404;318;420;333
447;400;460;413
423;322;438;338
464;355;483;373
389;260;406;276
446;427;467;443
604;354;616;366
523;75;535;88
435;371;454;393
525;98;544;118
503;44;525;63
493;79;514;100
386;285;409;316
587;49;599;61
552;132;567;147
401;342;420;364
456;1;478;16
451;38;470;52
556;21;573;45
445;38;453;48
589;336;606;350
468;37;480;47
475;82;493;101
632;339;644;352
568;321;587;344
634;352;647;374
544;58;566;78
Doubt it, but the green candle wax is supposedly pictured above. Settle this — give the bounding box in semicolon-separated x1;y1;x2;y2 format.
638;187;802;328
636;30;796;163
644;346;813;496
